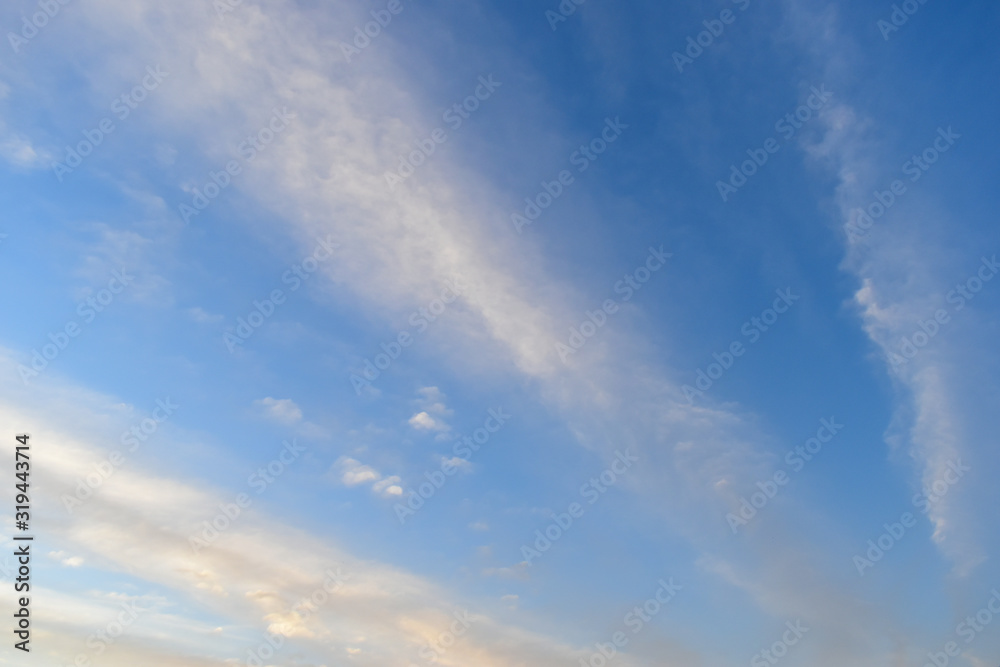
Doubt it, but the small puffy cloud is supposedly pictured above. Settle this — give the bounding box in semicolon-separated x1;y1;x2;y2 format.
48;551;84;567
417;386;452;416
332;458;404;497
254;397;303;424
408;387;453;435
373;476;403;497
336;457;379;486
469;520;489;531
443;456;472;474
408;411;447;432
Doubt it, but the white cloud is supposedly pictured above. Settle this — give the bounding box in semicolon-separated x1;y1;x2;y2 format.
17;0;974;662
253;397;303;424
187;306;224;324
0;132;46;168
335;456;380;487
416;386;451;415
482;562;530;581
408;387;453;433
48;550;84;567
0;366;594;666
373;476;403;497
0;104;47;167
334;458;402;497
72;222;172;306
407;410;445;431
443;456;472;474
297;420;332;440
792;4;993;577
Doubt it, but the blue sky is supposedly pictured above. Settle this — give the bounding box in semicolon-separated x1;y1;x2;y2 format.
1;0;999;665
